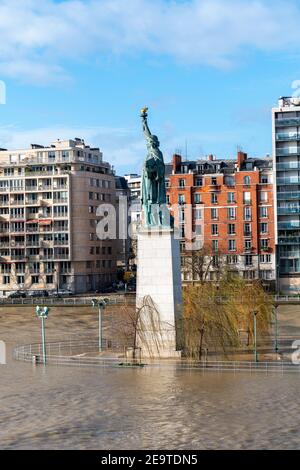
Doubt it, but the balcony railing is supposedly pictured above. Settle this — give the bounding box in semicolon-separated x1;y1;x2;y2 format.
276;133;300;141
276;117;300;127
278;221;300;229
276;147;300;156
279;237;300;244
277;207;300;215
277;176;300;185
277;192;300;200
276;162;300;170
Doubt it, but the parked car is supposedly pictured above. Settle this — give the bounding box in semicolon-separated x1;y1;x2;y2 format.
28;290;49;298
7;291;27;298
50;289;73;297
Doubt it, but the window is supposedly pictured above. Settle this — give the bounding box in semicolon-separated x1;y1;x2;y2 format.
244;206;251;221
260;206;268;218
260;175;268;184
3;275;10;284
194;208;202;220
212;240;218;252
228;239;236;251
195;178;203;187
228;224;235;235
244;239;251;251
211;193;218;204
179;179;185;188
259;270;273;280
227;192;235;203
260;191;268;202
227;207;236;220
243;176;251;185
89;192;93;200
245;255;253;266
260;223;268;234
227;255;238;264
178;194;185;204
211;208;218;220
243;192;251;204
260;254;271;263
243;270;255;280
31;275;39;284
46;275;53;284
244;223;251;236
261;239;269;249
211;177;217;186
211;224;218;236
194;193;201;204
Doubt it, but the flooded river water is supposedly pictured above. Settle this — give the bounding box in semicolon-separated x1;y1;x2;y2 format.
1;305;300;449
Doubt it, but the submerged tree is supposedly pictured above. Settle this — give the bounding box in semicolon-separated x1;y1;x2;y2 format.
182;272;273;359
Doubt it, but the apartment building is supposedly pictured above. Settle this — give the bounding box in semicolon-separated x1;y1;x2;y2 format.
0;138;117;295
124;173;142;224
166;152;275;287
272;96;300;293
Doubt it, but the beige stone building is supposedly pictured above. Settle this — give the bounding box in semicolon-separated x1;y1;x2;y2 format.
0;138;117;295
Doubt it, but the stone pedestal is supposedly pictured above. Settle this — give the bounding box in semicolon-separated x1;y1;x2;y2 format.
136;227;182;358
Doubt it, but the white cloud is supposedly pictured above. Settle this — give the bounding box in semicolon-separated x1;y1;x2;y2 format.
0;0;300;83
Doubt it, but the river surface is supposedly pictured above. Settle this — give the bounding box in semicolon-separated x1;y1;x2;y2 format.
1;305;300;450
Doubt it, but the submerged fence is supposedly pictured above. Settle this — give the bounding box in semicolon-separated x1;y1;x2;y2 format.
12;338;300;373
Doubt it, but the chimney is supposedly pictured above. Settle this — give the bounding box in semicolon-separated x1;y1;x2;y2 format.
207;154;214;161
172;154;182;173
237;151;247;169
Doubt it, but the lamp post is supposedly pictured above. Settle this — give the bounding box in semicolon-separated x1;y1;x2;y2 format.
253;310;258;363
36;305;49;364
274;304;279;353
91;298;107;352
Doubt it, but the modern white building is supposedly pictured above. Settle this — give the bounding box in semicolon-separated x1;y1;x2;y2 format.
0;138;117;295
272;97;300;293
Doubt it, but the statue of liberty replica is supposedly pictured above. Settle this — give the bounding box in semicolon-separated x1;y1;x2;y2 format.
140;107;170;227
135;107;182;358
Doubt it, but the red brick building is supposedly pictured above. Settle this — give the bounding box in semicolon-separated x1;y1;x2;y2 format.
166;152;275;287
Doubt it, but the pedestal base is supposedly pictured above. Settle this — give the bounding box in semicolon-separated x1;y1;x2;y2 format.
136;227;182;358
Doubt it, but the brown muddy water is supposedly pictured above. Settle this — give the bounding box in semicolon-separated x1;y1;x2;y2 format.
1;305;300;450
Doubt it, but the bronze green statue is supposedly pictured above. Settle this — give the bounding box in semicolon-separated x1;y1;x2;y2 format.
141;107;169;227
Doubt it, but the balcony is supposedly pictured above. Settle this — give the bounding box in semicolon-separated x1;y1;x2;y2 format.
276;133;300;142
277;191;300;200
278;221;300;230
276;117;300;127
277;207;300;215
279;251;300;258
276;162;300;170
276;147;300;156
279;237;300;244
277;176;300;185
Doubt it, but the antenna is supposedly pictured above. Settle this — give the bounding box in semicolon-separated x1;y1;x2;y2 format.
185;139;188;161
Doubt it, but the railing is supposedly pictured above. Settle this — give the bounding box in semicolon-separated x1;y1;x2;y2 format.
277;192;300;200
277;207;300;215
276;148;300;156
278;221;300;229
12;339;300;373
277;177;300;185
276;134;300;141
276;118;300;126
1;295;135;306
277;162;300;170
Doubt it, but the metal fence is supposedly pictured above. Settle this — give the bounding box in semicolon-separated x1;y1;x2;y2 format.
0;294;135;306
12;339;300;373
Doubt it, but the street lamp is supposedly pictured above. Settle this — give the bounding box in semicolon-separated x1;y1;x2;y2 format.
36;305;49;365
91;298;107;352
274;304;279;353
253;310;258;363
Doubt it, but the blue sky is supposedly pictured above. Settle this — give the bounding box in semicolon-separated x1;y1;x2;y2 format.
1;0;300;174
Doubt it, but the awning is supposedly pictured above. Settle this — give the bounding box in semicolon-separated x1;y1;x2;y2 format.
26;220;38;224
38;219;52;225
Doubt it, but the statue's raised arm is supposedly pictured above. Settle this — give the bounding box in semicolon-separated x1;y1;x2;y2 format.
140;107;152;140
